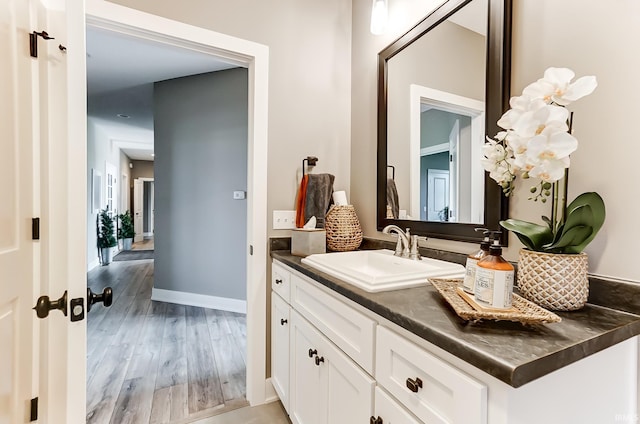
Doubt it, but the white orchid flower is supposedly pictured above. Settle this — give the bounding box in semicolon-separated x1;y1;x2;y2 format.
526;131;578;161
522;67;597;106
528;156;571;183
510;104;569;139
497;96;546;129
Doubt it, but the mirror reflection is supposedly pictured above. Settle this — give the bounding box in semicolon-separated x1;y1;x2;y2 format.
386;0;487;224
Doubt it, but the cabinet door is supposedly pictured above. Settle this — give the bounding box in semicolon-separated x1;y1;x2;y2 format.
271;292;290;412
290;311;324;424
322;332;375;424
372;387;423;424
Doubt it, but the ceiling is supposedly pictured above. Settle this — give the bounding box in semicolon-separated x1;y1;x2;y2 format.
86;26;238;161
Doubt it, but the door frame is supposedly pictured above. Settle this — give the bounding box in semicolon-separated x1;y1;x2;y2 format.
84;0;270;407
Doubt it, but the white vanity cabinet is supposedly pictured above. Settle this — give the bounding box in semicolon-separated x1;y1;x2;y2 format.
271;291;290;411
289;310;375;424
271;259;638;424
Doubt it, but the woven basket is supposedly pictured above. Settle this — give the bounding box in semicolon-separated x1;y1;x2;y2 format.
517;249;589;311
325;205;363;252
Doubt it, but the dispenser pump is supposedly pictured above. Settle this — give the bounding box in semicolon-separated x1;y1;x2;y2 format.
488;231;503;255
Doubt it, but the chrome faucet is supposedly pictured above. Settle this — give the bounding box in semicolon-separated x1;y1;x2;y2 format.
381;225;408;258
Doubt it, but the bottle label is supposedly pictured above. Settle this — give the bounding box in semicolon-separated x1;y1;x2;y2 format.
474;268;514;309
462;258;479;293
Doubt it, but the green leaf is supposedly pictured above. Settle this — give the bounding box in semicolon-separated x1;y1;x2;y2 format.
564;192;606;253
541;215;553;231
500;219;554;251
543;224;593;253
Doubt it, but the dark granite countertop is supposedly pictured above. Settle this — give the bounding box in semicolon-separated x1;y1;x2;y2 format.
271;249;640;388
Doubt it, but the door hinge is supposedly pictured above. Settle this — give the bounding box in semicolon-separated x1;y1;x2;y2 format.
32;218;40;240
449;154;453;162
30;397;38;421
249;245;254;256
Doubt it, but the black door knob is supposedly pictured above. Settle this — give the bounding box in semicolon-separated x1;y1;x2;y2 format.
315;356;325;366
280;318;288;325
308;348;317;358
370;417;383;424
87;287;113;312
33;291;68;319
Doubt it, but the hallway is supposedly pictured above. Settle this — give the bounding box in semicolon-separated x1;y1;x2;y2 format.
86;260;247;423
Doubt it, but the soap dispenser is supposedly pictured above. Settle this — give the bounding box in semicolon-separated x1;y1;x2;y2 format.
462;228;490;294
474;235;514;309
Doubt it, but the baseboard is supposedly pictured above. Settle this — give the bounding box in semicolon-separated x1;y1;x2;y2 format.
264;378;279;403
87;258;100;272
151;287;247;313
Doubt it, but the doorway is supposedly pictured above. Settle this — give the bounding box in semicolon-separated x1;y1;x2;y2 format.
83;1;270;421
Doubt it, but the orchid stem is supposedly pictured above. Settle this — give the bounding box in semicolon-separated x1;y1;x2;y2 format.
561;112;574;227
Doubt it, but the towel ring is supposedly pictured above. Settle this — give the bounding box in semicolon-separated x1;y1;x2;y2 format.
303;156;318;176
387;165;395;180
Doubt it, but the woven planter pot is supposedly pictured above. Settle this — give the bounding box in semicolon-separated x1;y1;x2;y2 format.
325;205;363;252
517;249;589;311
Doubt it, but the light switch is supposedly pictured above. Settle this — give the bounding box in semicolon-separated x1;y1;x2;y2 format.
273;210;296;229
233;191;246;200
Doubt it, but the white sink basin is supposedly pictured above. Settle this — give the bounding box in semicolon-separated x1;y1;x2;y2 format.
301;249;465;293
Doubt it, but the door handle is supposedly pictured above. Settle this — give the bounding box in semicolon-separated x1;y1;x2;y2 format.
33;291;68;319
87;287;113;312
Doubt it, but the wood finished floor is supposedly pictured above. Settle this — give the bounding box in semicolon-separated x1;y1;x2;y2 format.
86;259;248;424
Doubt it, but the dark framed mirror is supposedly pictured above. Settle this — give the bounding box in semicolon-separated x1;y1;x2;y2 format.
377;0;511;244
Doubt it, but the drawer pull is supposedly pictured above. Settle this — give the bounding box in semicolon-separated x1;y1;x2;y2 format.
370;416;383;424
280;318;288;325
275;278;283;285
406;377;423;393
315;355;325;366
308;348;318;358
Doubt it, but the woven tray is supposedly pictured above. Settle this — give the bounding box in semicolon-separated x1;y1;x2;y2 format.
430;279;561;325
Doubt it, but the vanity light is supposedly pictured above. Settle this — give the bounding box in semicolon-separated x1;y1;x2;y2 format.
370;0;388;35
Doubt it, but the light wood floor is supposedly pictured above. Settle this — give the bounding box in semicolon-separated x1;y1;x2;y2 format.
86;259;248;424
132;237;154;250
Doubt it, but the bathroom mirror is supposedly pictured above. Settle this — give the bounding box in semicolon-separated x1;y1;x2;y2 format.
377;0;511;244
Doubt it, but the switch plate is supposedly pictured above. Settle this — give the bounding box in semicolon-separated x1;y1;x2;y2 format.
273;210;296;229
233;191;246;200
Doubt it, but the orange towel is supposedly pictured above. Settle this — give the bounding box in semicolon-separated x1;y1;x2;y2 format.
295;174;309;228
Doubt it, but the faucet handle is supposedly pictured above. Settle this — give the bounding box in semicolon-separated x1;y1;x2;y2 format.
409;235;422;261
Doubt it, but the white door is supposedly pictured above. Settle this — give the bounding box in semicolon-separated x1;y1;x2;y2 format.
448;120;460;222
133;178;144;242
0;1;38;422
1;0;87;423
427;169;450;221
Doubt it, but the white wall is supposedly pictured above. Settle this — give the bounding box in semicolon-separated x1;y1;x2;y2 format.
352;0;640;283
108;0;353;235
86;118;133;270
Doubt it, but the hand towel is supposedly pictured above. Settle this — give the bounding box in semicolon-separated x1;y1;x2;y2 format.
386;178;399;219
304;173;335;228
295;174;309;228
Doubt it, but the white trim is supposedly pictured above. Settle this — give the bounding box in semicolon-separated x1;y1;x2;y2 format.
420;143;449;156
85;0;270;407
151;288;247;314
87;258;100;272
264;378;279;403
409;84;484;221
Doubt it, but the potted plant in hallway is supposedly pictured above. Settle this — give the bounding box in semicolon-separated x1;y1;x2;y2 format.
98;208;117;265
118;210;135;250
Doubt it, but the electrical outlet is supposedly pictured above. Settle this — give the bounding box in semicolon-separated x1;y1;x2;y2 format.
273;210;296;230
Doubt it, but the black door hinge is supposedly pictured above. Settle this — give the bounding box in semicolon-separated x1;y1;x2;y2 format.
30;397;38;421
249;245;253;256
32;218;40;240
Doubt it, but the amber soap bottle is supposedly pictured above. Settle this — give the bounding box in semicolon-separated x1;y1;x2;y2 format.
474;241;514;309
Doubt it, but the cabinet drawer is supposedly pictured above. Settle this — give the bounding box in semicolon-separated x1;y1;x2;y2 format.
373;386;422;424
272;261;291;302
291;273;376;374
376;326;486;424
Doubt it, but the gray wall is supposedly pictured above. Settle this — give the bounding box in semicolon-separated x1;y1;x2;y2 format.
154;68;248;300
